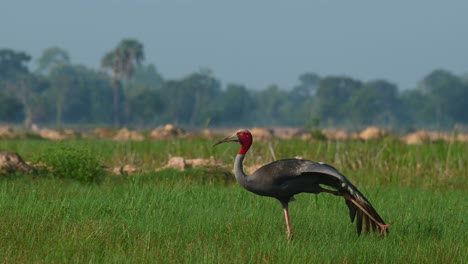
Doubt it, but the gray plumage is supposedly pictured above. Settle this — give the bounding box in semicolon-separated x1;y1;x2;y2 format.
214;129;390;238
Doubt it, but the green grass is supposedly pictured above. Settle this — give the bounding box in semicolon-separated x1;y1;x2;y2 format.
0;175;465;263
0;138;466;263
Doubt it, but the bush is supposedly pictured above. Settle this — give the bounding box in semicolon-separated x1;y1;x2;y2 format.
38;144;104;183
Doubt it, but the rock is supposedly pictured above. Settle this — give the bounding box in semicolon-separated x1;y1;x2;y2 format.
401;130;467;144
163;157;187;171
63;129;79;139
0;126;16;139
112;164;138;175
186;156;218;167
38;128;66;140
93;128;114;139
0;151;35;174
149;124;185;139
250;127;274;141
457;133;468;142
402;130;430;145
322;129;349;140
359;126;386;140
201;129;215;138
299;133;313;141
113;128;145;141
158;156;220;171
272;127;303;139
36;128;80;140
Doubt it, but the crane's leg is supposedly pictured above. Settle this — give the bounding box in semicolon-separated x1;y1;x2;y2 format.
281;201;294;240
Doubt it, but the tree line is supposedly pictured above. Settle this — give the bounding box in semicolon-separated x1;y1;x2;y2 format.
1;39;467;130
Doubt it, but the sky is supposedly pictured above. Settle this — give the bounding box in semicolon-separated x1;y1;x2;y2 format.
1;0;467;90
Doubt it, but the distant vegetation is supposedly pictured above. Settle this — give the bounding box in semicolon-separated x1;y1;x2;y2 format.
1;39;468;130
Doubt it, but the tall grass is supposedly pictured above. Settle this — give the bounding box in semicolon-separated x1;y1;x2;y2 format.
0;138;466;262
2;137;463;189
0;175;465;263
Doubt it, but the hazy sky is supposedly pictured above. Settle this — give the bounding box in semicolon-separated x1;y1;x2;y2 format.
2;0;467;90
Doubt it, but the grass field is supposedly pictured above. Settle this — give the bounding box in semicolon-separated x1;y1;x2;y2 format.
0;138;466;263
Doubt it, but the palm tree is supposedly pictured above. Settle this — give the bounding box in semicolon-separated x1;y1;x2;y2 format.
101;39;144;127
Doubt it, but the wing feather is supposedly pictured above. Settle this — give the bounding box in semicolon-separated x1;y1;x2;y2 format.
251;158;390;236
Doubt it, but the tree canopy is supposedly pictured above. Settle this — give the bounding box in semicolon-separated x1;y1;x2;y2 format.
1;42;467;130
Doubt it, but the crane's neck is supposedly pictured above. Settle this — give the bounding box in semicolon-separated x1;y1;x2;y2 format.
234;154;249;187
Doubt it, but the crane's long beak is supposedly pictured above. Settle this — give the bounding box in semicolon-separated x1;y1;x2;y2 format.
212;133;238;147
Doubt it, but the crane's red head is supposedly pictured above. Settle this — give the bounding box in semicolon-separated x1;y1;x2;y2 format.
212;129;253;155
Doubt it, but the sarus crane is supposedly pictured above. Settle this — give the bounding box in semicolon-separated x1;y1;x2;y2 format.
213;129;390;239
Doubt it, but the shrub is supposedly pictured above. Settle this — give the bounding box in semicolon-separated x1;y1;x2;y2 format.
39;144;104;183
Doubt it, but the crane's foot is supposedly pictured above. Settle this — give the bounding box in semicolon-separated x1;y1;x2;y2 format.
379;223;391;236
287;230;294;240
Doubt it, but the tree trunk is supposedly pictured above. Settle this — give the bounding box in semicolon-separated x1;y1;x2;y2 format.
23;108;33;129
112;78;121;128
56;96;63;126
17;78;33;129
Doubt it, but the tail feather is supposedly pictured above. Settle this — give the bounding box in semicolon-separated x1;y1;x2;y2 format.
363;211;370;233
370;216;378;232
343;187;390;236
356;210;363;235
346;199;357;223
